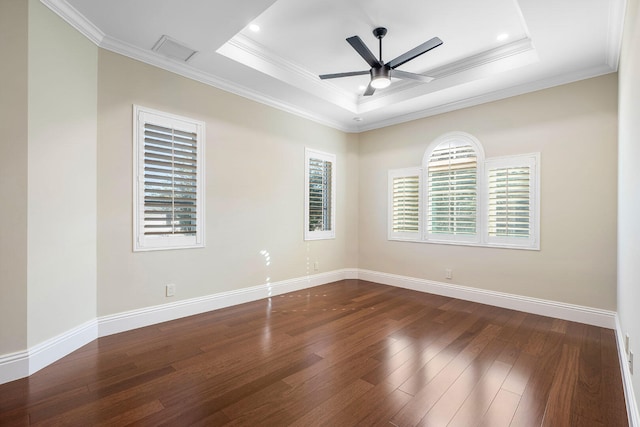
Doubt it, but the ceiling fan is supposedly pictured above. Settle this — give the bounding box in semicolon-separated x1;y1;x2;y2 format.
319;27;443;96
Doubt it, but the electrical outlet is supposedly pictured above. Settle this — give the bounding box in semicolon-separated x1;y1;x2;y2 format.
445;269;452;280
166;284;176;297
625;334;630;354
314;261;319;272
630;351;634;375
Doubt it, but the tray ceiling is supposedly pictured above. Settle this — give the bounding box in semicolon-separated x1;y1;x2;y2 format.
43;0;625;132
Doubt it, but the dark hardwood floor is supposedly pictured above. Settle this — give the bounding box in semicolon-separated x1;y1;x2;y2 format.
0;280;628;426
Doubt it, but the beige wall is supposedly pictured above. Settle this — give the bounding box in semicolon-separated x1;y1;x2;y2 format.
358;75;618;310
96;50;358;316
26;0;98;346
0;1;625;390
0;0;28;355
618;0;640;412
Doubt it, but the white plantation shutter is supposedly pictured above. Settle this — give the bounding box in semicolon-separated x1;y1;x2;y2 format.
485;155;538;248
388;168;421;240
488;167;530;237
427;142;478;238
143;124;198;236
305;148;335;240
393;176;420;232
308;158;332;231
134;106;205;251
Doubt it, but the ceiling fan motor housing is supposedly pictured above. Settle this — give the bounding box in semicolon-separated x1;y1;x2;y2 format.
371;65;390;80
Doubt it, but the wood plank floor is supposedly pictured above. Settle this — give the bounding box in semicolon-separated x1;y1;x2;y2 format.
0;280;629;426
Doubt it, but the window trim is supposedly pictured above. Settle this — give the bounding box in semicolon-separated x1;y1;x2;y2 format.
133;105;206;252
304;148;336;241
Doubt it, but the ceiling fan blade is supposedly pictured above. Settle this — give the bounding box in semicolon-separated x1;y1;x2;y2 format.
387;37;443;69
363;83;376;96
392;70;435;83
347;35;380;68
319;70;370;80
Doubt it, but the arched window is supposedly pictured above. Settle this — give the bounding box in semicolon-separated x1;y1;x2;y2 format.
423;132;484;243
387;131;539;249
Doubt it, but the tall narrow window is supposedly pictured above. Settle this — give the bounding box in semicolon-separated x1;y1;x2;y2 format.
305;148;336;240
485;154;539;248
388;168;421;240
133;106;205;251
425;132;484;243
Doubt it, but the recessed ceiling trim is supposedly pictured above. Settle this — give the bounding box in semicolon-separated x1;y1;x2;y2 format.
356;37;538;113
98;35;354;132
357;63;616;133
426;37;535;80
39;0;625;134
220;33;536;116
218;34;359;113
40;0;104;46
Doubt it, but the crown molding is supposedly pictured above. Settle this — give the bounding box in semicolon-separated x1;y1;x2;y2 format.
222;34;537;116
39;0;104;45
357;63;616;132
356;37;538;114
99;35;355;132
39;0;355;132
38;0;622;135
219;34;359;113
430;37;535;79
606;0;628;69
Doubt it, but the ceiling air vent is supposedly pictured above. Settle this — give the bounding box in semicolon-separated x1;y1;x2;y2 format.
152;35;197;62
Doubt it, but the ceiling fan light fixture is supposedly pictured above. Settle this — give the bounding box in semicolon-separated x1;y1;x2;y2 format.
371;75;391;89
370;67;391;89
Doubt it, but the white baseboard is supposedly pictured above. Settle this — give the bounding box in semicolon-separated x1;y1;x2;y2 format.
0;270;353;385
615;315;640;427
97;268;616;339
0;319;97;385
98;269;358;337
0;267;620;388
0;350;29;385
357;269;617;328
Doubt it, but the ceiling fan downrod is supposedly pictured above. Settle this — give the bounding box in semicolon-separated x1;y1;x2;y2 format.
373;27;387;64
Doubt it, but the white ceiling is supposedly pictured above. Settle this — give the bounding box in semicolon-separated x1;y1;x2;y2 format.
43;0;626;132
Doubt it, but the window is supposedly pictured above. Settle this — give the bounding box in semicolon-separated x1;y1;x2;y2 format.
388;168;421;241
388;132;539;250
485;154;539;248
133;106;205;251
426;137;481;242
305;148;335;240
424;132;484;244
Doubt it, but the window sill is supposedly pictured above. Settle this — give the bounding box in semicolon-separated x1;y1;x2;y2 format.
304;234;336;241
388;236;539;251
